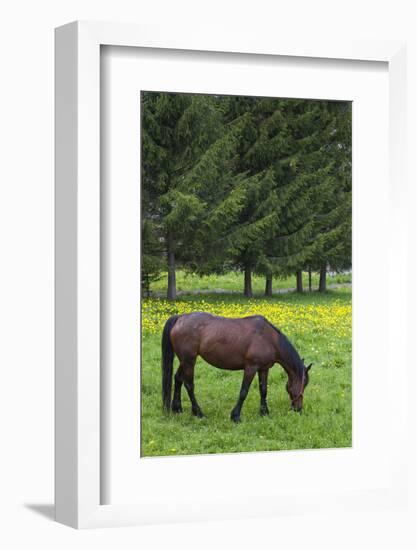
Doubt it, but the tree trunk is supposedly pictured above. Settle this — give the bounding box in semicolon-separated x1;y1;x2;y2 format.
167;237;177;300
244;265;253;298
308;268;312;292
319;264;327;292
265;274;273;296
296;270;303;292
144;273;150;298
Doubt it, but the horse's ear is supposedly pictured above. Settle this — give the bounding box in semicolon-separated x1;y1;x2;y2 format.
307;363;313;371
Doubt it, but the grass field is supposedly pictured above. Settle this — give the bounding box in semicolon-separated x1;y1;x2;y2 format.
149;270;351;294
141;285;352;457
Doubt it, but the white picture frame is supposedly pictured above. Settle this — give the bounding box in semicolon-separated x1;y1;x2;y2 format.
55;21;407;529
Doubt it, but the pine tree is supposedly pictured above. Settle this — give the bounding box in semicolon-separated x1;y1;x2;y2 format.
250;99;351;294
141;218;164;297
226;97;322;296
218;97;294;297
141;92;351;299
141;92;225;299
305;101;352;291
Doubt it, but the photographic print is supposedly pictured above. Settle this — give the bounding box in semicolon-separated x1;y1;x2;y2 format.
140;91;352;457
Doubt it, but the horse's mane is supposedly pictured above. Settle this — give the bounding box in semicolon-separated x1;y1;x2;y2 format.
265;319;304;378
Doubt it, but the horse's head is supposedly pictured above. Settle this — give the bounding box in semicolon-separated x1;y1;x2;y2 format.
286;362;312;412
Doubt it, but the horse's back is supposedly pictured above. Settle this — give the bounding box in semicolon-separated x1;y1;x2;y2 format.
170;312;276;369
171;312;272;343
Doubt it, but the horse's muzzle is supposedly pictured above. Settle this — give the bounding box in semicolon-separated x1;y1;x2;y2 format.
291;400;303;413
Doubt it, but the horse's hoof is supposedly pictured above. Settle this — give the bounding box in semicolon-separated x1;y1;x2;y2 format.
193;409;205;418
260;407;269;417
171;403;183;414
230;411;241;423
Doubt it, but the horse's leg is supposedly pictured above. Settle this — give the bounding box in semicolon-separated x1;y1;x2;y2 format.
230;365;258;423
182;361;204;418
258;369;269;416
171;365;184;413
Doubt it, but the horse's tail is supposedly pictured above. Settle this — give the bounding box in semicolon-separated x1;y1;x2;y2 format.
161;314;180;413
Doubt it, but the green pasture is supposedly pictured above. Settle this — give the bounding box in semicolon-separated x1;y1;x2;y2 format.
149;270;351;295
141;287;352;457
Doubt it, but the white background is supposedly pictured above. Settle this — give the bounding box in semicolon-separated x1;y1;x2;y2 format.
1;0;416;548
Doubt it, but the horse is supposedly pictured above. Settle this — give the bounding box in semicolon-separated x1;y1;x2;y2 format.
161;311;312;422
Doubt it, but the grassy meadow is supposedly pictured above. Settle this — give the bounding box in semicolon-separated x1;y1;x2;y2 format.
141;277;352;457
149;270;351;295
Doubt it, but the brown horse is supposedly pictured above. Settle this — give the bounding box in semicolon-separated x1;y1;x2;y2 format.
161;312;312;422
